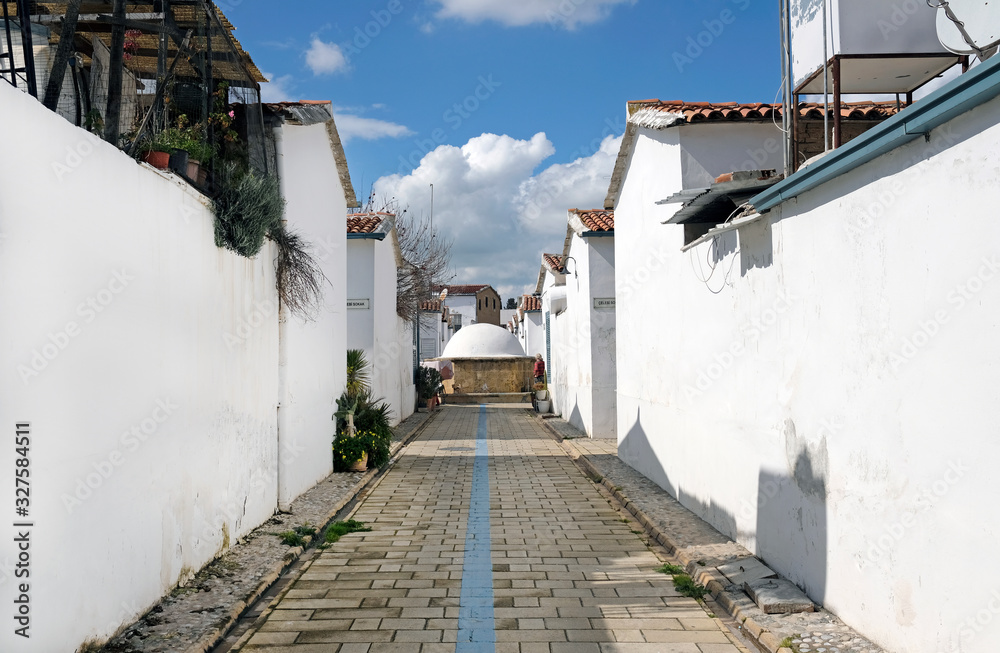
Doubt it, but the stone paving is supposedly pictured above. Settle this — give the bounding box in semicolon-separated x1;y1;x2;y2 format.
550;420;886;653
99;411;433;653
234;405;748;652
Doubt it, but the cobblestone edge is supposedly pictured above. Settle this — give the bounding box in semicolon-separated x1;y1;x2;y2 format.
534;413;871;653
183;409;440;653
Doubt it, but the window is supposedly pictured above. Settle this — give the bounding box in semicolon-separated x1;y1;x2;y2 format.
492;298;496;310
478;299;481;310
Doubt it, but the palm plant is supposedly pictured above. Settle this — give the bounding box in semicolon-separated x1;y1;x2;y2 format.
346;349;371;399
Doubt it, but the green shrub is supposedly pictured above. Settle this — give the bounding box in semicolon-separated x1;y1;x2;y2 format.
673;574;709;600
334;388;393;468
213;163;284;258
416;366;443;400
324;520;371;544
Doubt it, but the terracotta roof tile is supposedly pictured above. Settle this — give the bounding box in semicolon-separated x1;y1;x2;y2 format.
571;209;614;232
347;212;393;234
442;284;491;296
522;295;542;312
543;253;565;273
628;100;900;124
421;299;442;311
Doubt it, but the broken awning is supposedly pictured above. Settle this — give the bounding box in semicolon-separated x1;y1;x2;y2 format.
657;170;782;225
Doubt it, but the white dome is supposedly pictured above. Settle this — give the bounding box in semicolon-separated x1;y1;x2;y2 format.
440;323;528;359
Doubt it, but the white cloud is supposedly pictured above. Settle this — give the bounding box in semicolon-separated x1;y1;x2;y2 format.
260;72;295;103
373;132;622;299
334;114;414;142
305;37;348;75
431;0;634;29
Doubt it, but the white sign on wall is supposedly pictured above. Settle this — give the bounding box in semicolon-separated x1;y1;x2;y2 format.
594;297;616;309
347;299;371;310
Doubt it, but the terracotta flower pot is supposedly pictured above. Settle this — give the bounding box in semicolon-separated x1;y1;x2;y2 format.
187;159;201;181
142;150;170;170
348;451;368;472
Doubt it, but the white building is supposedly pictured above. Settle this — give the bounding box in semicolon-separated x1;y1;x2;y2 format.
543;210;617;438
610;59;1000;653
437;284;502;328
267;101;357;509
514;295;545;360
345;212;416;426
0;82;358;652
418;299;454;361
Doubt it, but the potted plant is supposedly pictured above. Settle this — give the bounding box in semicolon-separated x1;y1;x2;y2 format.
416;367;443;412
138;129;175;169
183;138;214;184
533;382;547;401
333;432;368;472
536;397;550;413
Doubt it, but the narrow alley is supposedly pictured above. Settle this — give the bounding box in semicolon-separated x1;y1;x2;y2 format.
231;406;747;652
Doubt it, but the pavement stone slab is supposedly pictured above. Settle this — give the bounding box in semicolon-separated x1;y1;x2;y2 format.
227;406;742;651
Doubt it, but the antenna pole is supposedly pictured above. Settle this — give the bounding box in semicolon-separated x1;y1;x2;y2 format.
430;183;434;233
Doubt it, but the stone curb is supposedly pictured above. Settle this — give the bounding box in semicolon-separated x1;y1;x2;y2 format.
181;409;440;653
534;414;794;653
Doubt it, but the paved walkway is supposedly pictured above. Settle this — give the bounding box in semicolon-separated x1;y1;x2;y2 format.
234;406;747;652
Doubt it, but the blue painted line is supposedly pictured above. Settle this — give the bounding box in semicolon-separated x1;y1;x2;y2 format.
456;405;495;652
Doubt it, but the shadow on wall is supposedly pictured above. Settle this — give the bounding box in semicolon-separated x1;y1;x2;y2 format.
567;397;584;433
618;407;828;604
739;219;773;274
756;440;828;604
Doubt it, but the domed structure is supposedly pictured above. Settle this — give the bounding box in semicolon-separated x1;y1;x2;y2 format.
440;323;527;359
436;324;533;399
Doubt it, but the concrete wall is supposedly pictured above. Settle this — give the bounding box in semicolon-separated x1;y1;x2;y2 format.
0;84;281;652
274;121;346;509
615;90;1000;652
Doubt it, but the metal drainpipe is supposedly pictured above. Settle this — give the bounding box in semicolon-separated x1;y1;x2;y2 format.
273;122;291;512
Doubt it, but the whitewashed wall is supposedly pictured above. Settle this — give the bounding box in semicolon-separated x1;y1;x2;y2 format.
373;236;412;425
520;311;544;362
273;121;346;509
549;235;616;438
444;295;476;327
347;240;376;353
346;236;414;425
554;235;592;431
0;84;279;652
616;93;1000;652
587;237;617;439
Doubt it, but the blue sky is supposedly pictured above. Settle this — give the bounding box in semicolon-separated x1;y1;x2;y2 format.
225;0;782;299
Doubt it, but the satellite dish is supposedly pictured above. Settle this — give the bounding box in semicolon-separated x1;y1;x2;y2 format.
934;0;1000;59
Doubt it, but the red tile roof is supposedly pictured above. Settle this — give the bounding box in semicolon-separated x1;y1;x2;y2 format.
522;295;542;312
347;212;393;234
442;284;491;296
421;300;442;311
571;209;614;232
628;100;900;123
543;254;565;273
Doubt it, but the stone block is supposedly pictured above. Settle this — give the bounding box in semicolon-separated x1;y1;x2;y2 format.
743;579;815;614
717;557;777;586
